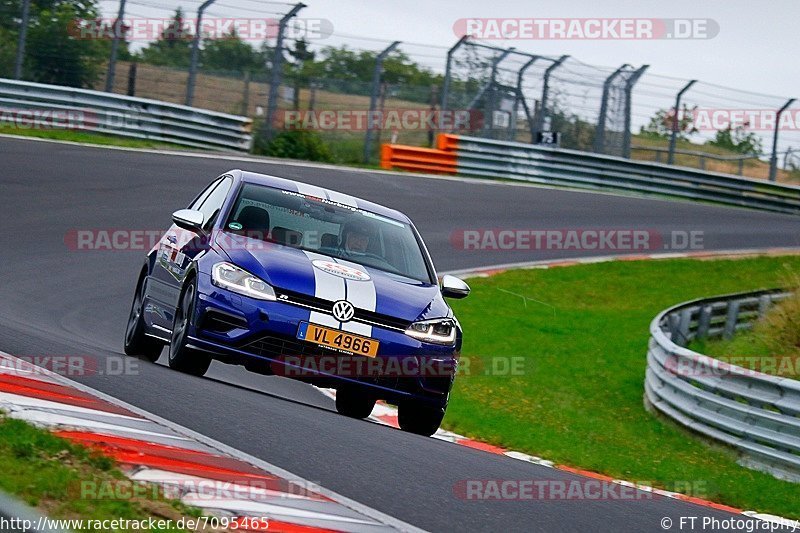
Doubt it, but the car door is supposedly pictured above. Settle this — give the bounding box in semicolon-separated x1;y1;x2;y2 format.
144;176;233;331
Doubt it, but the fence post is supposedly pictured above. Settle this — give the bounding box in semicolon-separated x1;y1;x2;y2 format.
622;64;649;158
241;71;250;116
723;300;741;340
441;35;469;114
104;0;128;92
465;48;514;137
308;80;317;110
533;55;568;136
262;3;305;141
667;80;697;164
769;98;796;182
185;0;216;106
514;56;538;142
363;41;401;164
13;0;31;79
593;63;629;154
126;61;137;96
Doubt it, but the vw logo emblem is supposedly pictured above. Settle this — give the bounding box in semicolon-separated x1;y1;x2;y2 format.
332;300;355;322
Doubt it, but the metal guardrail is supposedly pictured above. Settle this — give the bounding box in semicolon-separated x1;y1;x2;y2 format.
0;78;253;151
381;134;800;215
445;135;800;215
631;145;757;175
644;289;800;482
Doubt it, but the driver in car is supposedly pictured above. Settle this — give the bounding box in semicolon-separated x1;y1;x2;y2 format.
341;220;373;257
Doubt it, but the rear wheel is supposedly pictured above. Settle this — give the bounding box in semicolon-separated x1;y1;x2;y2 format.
398;400;446;437
124;270;163;362
168;277;212;377
335;387;376;419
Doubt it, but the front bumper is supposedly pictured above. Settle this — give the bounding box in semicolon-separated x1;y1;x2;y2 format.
190;272;459;405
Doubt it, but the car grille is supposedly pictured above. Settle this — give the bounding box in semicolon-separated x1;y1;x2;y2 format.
275;288;412;331
244;333;333;359
242;333;401;389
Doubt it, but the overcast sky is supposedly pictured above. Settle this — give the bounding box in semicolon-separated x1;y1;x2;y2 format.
112;0;798;98
290;0;797;98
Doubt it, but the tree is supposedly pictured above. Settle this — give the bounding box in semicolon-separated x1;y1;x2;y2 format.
640;104;698;140
136;8;191;68
707;125;763;155
0;27;15;77
294;45;442;102
201;29;261;74
287;38;314;109
1;0;108;86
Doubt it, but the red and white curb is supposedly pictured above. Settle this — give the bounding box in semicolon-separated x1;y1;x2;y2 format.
317;388;798;530
317;248;800;531
0;352;424;533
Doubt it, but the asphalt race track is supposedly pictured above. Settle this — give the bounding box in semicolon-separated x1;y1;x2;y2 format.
1;136;800;532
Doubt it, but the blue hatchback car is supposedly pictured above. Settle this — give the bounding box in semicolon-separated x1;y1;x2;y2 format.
124;170;470;436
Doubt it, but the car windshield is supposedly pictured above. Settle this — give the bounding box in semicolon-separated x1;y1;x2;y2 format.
224;183;434;284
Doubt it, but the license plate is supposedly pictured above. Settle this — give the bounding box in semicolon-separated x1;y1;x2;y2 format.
296;322;379;357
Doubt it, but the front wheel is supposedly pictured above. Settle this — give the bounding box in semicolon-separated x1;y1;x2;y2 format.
398;400;446;437
335;387;376;419
168;277;212;377
124;270;163;362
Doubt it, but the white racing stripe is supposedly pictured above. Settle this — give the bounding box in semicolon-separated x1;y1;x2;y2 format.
333;257;376;337
302;251;343;328
302;252;378;337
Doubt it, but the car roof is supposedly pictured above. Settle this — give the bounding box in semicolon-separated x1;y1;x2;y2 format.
232;170;411;223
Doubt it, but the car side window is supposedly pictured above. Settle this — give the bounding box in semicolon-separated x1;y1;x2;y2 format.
197;177;233;230
189;178;223;211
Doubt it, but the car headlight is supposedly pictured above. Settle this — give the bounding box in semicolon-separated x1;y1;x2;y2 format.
405;318;457;345
211;262;276;301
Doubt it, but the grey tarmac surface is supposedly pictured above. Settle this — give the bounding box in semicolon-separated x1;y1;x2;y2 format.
1;136;798;532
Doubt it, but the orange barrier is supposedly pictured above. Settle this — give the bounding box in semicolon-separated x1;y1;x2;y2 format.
380;136;459;175
436;133;460;152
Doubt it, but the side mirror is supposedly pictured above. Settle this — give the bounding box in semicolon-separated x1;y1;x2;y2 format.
441;274;470;299
172;209;204;232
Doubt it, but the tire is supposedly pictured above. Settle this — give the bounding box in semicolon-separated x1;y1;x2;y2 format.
335;387;376;419
124;270;164;362
168;276;212;377
398;400;446;437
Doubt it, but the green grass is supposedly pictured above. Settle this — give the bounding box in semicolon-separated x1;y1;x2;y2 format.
693;289;800;379
444;255;800;518
0;414;205;531
0;127;187;150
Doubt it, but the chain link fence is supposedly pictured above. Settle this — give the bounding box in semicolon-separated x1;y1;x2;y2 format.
5;1;800;183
